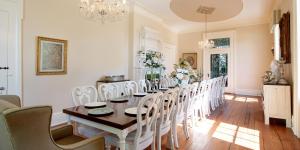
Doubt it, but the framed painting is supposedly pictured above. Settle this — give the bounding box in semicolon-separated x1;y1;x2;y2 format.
36;36;68;75
183;53;197;69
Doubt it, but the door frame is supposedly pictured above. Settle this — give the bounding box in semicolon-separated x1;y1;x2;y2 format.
0;0;23;101
203;30;236;93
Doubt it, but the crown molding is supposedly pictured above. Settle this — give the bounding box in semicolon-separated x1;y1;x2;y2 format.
133;2;179;33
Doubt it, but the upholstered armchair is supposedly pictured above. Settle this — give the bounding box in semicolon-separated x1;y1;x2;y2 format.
0;95;105;150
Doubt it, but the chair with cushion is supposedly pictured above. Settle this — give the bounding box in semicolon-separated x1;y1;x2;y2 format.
0;96;105;150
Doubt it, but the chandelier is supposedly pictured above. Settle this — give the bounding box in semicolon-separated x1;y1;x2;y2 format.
198;8;214;49
79;0;129;23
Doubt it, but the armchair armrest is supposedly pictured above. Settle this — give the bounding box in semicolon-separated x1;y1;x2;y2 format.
58;135;105;150
0;95;21;107
51;124;74;141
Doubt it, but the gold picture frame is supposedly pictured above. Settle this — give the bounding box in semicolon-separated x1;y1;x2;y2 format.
36;36;68;75
182;53;197;69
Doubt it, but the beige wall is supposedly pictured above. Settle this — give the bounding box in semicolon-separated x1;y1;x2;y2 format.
22;0;177;125
177;24;273;94
235;24;273;92
23;0;129;114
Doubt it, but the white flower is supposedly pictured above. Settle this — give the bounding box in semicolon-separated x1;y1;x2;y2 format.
176;73;184;80
153;57;158;63
146;60;152;65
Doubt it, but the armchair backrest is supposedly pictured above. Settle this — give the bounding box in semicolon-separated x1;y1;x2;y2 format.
0;100;60;150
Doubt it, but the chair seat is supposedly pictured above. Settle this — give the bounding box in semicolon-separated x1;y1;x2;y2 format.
55;135;85;145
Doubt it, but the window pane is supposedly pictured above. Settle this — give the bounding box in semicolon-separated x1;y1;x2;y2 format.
210;54;228;78
210;38;230;48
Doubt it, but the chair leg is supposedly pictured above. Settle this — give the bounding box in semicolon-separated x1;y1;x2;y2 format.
168;130;175;150
183;119;189;139
172;123;179;148
156;129;161;150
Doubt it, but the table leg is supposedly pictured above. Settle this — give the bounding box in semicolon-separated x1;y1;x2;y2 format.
117;130;128;150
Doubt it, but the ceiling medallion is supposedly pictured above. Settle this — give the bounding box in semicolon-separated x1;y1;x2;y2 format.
170;0;243;22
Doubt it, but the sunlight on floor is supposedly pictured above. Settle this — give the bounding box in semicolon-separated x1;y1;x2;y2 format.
194;119;216;134
235;127;260;150
224;95;235;100
212;123;237;143
212;122;260;150
235;96;247;102
246;97;259;103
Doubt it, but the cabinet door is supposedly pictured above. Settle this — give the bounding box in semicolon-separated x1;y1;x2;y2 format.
268;87;279;116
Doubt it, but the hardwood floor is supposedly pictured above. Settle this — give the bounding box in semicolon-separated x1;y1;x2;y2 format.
157;94;300;150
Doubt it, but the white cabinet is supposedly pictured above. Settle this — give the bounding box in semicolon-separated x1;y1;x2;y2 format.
263;85;291;127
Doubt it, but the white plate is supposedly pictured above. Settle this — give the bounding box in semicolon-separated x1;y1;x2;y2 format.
125;107;147;116
133;93;147;97
110;97;128;103
88;107;114;116
84;102;106;108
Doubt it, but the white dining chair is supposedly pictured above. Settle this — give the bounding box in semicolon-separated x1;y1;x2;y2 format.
156;88;178;150
159;77;169;89
98;83;118;101
171;86;190;148
72;86;98;106
105;92;163;150
138;79;150;93
71;86;106;137
124;81;138;96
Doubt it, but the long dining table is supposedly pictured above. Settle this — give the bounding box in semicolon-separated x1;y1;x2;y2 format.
63;95;152;150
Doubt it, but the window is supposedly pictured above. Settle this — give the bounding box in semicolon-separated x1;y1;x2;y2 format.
209;38;230;48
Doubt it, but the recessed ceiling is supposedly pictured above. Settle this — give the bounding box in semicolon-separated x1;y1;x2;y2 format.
170;0;243;22
135;0;276;33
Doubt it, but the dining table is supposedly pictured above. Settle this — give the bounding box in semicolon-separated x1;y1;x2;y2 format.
63;94;156;150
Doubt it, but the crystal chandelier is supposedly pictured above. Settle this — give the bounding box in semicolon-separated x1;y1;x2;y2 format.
79;0;129;23
198;10;214;49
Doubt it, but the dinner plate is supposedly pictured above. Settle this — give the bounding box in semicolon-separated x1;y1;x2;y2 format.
133;92;147;97
110;97;128;103
84;102;106;109
159;88;169;91
147;90;158;93
88;107;114;116
125;107;147;117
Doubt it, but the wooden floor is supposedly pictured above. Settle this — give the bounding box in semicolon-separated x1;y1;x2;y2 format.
157;94;300;150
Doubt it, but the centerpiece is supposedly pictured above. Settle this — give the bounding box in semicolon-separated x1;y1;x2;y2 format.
142;50;165;89
170;58;201;86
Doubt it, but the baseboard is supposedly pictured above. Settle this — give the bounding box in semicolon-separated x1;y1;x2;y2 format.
51;112;68;127
234;89;262;96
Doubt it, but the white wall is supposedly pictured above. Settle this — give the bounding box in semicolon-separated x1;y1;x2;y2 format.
129;5;178;79
177;24;273;95
23;0;130;125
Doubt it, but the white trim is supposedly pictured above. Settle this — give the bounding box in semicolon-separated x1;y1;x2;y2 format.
51;112;68;127
234;89;262;96
203;30;236;93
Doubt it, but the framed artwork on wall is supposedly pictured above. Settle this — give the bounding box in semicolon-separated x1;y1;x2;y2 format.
36;36;68;75
182;53;197;69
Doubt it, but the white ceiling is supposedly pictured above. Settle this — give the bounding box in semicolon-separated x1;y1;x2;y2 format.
135;0;276;33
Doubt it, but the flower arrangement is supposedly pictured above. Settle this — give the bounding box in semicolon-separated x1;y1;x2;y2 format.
143;51;164;69
170;58;201;85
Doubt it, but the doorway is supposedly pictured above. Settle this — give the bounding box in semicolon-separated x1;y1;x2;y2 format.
0;0;22;96
203;31;235;92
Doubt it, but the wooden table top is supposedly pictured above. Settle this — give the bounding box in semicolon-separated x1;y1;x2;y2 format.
63;96;144;130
